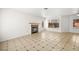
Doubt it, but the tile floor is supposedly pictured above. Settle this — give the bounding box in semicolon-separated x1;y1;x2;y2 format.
0;31;79;51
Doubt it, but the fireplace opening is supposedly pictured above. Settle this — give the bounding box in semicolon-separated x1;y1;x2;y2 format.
31;25;38;34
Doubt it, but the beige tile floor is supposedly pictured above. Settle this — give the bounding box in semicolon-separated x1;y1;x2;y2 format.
0;31;79;51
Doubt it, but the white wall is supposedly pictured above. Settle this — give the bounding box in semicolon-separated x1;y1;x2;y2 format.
69;15;79;33
44;16;61;32
59;15;79;33
38;14;79;33
0;9;2;40
60;16;70;32
0;9;43;42
44;16;71;32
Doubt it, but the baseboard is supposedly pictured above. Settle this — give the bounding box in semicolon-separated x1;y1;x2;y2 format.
0;34;31;42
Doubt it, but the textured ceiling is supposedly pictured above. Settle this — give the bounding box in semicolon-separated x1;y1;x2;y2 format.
12;8;79;17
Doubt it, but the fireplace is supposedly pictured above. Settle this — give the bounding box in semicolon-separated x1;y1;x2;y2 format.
30;23;39;34
31;25;38;34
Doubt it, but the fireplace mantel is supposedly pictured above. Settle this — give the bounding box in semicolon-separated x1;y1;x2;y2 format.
29;23;39;25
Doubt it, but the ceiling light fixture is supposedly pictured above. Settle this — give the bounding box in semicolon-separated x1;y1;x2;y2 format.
44;8;48;10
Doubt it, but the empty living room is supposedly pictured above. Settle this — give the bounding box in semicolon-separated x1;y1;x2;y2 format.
0;8;79;51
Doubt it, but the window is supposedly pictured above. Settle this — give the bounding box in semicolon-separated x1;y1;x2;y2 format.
48;20;59;28
73;19;79;28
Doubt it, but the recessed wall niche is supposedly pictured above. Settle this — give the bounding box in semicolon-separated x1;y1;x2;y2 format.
48;19;59;28
73;19;79;28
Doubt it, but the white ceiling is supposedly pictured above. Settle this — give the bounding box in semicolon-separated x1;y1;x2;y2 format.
13;8;42;17
12;8;79;17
